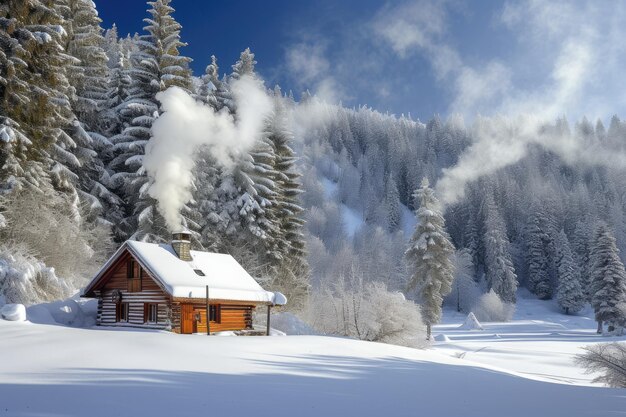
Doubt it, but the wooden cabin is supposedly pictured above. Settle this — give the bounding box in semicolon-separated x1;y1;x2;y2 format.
82;232;286;334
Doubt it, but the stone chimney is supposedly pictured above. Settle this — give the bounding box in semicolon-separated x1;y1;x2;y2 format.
171;231;192;261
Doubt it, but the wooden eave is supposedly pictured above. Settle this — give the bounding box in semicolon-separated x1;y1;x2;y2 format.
171;296;270;306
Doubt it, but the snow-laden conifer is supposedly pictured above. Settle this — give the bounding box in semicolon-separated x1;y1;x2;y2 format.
405;178;455;339
525;212;552;299
57;0;122;226
109;0;193;241
589;223;626;332
483;193;518;303
555;229;585;314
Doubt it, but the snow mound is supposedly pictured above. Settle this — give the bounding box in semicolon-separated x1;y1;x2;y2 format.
273;291;287;306
433;334;451;342
27;297;97;327
1;303;26;321
458;312;484;330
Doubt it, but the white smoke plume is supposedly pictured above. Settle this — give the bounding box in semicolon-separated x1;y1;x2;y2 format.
431;1;626;207
436;113;626;207
144;75;273;231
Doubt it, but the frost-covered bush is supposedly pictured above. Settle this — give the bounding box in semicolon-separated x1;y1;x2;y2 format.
576;342;626;388
445;249;481;312
473;289;515;322
305;272;426;347
0;188;113;287
0;245;72;306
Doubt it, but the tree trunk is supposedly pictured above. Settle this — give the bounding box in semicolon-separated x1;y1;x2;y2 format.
597;320;603;334
426;323;431;340
565;307;569;315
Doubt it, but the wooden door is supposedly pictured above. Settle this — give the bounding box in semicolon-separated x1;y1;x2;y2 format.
181;303;194;334
193;309;207;334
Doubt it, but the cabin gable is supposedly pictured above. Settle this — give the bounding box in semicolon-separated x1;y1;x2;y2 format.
90;249;172;329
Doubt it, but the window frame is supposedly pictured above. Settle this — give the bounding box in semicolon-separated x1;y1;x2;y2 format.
117;303;129;323
127;259;142;292
209;305;221;323
145;303;158;324
126;259;135;279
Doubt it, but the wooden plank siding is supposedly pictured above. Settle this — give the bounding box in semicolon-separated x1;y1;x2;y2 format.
180;303;254;334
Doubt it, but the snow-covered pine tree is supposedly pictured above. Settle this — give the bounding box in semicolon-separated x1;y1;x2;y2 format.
21;1;84;215
589;223;626;333
57;0;122;227
196;55;219;109
109;0;193;241
573;218;593;300
0;5;34;192
482;193;518;303
447;248;479;313
405;178;455;339
555;229;585;314
216;48;282;265
236;119;280;262
384;172;401;232
265;95;310;310
525;212;552;299
0;0;86;214
102;25;131;137
231;47;256;81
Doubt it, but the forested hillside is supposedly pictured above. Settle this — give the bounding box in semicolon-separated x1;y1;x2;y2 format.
2;0;626;341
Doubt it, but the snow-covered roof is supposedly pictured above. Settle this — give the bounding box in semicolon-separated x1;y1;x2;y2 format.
84;240;286;306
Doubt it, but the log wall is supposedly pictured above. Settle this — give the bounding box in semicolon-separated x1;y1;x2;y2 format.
178;303;254;333
95;251;172;330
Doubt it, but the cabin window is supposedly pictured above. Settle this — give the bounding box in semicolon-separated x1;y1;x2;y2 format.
146;303;158;323
209;305;220;322
126;259;135;278
194;269;205;276
117;303;129;323
127;259;142;292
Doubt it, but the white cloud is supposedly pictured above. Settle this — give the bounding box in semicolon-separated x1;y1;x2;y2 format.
285;42;330;84
372;1;448;56
284;40;344;104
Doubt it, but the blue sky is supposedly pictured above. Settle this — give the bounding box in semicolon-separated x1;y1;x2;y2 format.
96;1;626;123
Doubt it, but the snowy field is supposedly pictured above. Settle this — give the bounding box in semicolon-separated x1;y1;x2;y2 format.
1;297;626;417
433;291;626;386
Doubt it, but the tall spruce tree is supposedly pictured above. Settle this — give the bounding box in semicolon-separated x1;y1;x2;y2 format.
196;54;219;109
525;212;552;299
555;229;585;314
482;193;518;303
109;0;193;241
0;2;35;192
266;95;310;310
57;0;121;226
573;218;593;300
405;178;455;339
384;173;401;232
0;0;82;205
589;223;626;333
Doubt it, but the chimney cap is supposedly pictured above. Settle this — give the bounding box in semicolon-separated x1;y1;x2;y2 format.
172;230;191;241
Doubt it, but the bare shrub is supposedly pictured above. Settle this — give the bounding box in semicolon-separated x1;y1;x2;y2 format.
575;342;626;388
304;268;427;347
